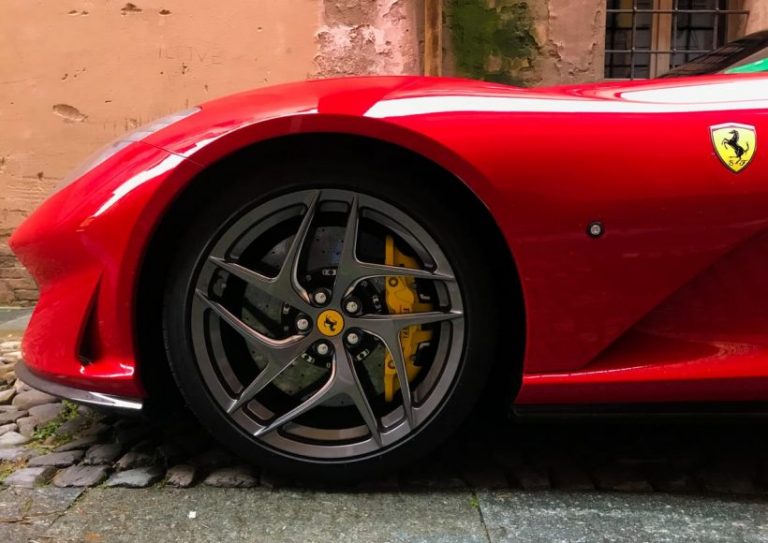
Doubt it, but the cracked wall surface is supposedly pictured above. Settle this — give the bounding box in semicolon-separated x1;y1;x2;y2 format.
314;0;420;77
534;0;605;86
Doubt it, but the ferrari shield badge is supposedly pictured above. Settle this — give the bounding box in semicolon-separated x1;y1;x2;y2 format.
711;123;756;173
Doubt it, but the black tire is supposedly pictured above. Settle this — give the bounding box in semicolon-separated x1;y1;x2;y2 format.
162;154;502;481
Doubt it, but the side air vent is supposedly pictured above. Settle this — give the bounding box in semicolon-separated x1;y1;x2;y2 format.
77;281;101;366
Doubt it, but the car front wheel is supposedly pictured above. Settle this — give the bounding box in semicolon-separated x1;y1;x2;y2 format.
163;158;502;480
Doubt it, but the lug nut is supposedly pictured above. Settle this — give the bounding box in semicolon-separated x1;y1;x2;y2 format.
312;289;330;306
295;317;310;332
315;341;331;356
346;331;361;346
344;299;360;314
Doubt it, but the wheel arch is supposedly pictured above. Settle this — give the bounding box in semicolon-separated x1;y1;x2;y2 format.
135;131;525;412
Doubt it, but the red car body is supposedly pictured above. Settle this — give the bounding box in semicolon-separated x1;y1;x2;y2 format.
11;74;768;410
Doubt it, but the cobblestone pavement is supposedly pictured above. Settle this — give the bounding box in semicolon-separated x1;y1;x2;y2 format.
2;310;768;541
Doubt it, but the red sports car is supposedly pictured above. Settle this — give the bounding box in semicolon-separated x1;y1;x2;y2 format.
10;73;768;479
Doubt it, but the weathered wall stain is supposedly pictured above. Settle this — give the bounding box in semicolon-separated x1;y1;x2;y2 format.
52;104;88;123
121;3;143;14
314;0;419;77
536;0;605;85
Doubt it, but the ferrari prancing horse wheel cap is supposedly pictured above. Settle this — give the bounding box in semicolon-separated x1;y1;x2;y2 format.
317;309;344;337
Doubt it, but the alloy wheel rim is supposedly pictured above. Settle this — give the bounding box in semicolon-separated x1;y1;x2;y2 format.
189;189;464;460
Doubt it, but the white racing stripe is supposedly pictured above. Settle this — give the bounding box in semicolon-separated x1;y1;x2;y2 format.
365;79;768;118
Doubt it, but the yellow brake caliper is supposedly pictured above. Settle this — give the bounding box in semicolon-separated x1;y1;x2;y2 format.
383;235;433;402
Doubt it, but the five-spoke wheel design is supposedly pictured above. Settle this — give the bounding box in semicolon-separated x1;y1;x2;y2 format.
189;189;465;459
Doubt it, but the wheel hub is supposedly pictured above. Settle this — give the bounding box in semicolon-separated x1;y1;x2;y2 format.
316;309;344;337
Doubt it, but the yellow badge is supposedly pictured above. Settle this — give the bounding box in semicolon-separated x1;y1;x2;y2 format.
711;123;756;173
317;309;344;337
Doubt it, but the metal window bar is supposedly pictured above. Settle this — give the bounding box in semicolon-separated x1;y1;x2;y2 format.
605;0;749;79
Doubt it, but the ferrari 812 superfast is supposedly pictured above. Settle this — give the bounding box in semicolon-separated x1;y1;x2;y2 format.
11;72;768;479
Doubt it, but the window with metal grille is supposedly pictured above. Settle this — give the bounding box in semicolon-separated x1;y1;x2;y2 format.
605;0;749;79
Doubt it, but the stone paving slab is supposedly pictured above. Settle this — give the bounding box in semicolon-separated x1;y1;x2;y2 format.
4;466;56;488
0;486;83;543
41;487;489;543
478;491;768;543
